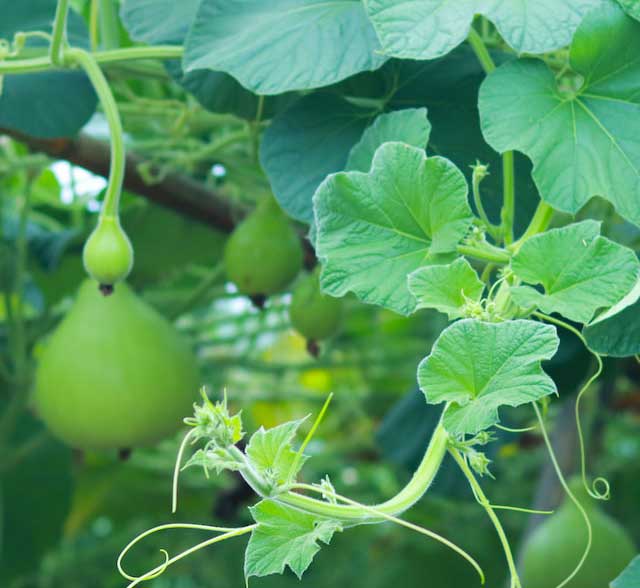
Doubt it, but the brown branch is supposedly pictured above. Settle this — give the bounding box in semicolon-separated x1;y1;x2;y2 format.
3;130;316;265
3;130;239;231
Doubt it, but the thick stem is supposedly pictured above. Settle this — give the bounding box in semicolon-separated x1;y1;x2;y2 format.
65;48;124;219
98;0;120;50
467;29;495;74
457;243;511;265
49;0;70;65
450;448;522;588
274;422;449;523
509;201;554;253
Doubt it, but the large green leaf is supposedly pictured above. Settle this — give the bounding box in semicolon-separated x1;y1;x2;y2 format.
408;257;484;319
245;500;341;580
584;277;640;356
612;555;640;588
479;3;640;227
120;0;290;119
0;415;73;582
511;221;640;323
260;94;373;222
0;0;97;137
616;0;640;20
183;0;387;94
366;0;602;60
418;319;559;435
346;108;431;172
314;142;473;315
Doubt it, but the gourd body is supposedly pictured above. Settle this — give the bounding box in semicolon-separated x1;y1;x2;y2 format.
35;280;199;449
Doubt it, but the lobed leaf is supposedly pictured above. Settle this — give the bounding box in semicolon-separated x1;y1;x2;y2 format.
408;257;484;319
510;221;640;323
314;142;473;315
418;319;559;435
245;501;341;580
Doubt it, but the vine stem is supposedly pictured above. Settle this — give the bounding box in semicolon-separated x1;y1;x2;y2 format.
117;523;256;587
272;421;449;522
533;312;609;500
0;46;184;75
533;402;593;588
467;28;516;246
457;243;511;265
449;448;522;588
65;48;124;219
509;201;554;252
290;482;485;585
49;0;70;65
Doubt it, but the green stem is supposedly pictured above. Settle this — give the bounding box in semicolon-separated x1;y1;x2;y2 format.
449;448;521;588
501;150;515;245
471;164;500;239
467;29;516;247
467;29;495;74
0;46;184;75
98;0;120;50
65;48;124;219
273;422;449;523
509;201;554;253
457;243;511;265
49;0;70;65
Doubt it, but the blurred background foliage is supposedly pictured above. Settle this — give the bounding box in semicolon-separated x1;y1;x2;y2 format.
0;1;639;587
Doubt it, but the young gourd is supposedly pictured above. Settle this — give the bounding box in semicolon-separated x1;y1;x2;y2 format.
223;197;302;306
519;479;636;588
34;280;199;450
289;269;344;356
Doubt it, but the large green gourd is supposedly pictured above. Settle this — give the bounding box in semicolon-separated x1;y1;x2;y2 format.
224;197;303;297
34;280;199;450
519;481;636;588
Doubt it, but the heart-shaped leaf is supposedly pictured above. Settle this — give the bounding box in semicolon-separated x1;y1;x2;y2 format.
418;319;559;435
314;142;473;315
184;0;387;94
366;0;602;60
479;3;640;227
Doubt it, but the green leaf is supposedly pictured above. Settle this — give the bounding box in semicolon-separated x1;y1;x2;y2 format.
479;3;640;227
260;94;373;222
366;0;601;60
314;142;473;315
120;0;291;119
0;0;97;137
183;0;387;94
510;221;640;323
245;501;341;580
418;319;559;435
611;555;640;588
246;418;307;486
616;0;640;21
408;257;484;319
584;277;640;356
119;0;199;44
346;108;431;172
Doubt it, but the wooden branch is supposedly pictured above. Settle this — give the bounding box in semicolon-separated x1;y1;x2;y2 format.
3;130;316;266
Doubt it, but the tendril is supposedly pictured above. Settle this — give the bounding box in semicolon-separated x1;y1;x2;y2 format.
533;312;610;500
495;423;537;433
172;428;196;513
287;482;486;586
533;402;593;588
117;523;256;587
